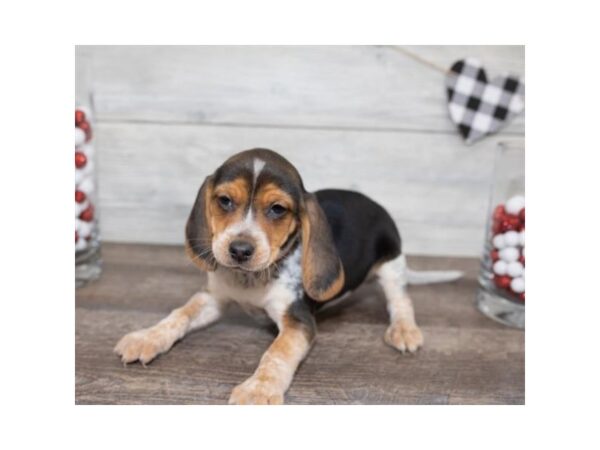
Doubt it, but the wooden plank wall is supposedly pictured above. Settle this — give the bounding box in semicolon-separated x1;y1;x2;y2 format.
76;45;525;256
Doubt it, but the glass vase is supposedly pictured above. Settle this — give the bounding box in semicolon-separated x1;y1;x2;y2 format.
476;141;525;328
75;55;102;287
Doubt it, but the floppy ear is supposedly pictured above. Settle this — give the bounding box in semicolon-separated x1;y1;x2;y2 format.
185;175;217;271
301;193;345;301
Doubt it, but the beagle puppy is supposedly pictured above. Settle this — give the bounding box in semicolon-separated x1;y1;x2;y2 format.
115;148;459;404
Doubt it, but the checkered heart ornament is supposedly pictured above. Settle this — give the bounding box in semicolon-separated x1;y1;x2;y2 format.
446;58;525;144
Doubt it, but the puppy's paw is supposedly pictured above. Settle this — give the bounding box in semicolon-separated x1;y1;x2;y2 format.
384;323;424;354
113;327;172;365
228;377;284;405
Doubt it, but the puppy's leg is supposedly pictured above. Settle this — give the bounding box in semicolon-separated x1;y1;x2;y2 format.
376;255;424;353
229;300;315;405
114;292;224;365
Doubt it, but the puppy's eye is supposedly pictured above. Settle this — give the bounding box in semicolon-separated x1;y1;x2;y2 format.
217;195;234;211
267;203;287;219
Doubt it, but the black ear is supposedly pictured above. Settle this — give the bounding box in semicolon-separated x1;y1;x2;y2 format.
301;193;345;301
185;175;216;271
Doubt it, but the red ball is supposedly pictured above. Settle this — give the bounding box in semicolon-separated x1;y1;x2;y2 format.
491;249;500;261
519;207;525;224
493;204;506;221
75;109;86;125
519;292;525;302
492;219;503;235
78;121;92;142
519;254;525;265
75;151;87;168
501;214;521;232
75;190;86;203
494;275;512;290
79;204;94;222
75;230;79;243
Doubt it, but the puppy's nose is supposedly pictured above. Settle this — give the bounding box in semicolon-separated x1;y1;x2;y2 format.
229;240;255;263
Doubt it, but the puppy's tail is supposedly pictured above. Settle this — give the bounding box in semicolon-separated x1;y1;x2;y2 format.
396;254;463;286
406;268;463;285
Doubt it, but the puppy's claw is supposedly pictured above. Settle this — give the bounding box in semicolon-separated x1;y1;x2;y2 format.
229;377;285;405
384;323;424;354
114;328;170;366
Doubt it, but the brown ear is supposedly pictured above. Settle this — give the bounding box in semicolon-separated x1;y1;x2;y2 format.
185;175;216;271
301;193;345;301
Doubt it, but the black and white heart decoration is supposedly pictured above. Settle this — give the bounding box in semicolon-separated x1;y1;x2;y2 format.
446;58;525;144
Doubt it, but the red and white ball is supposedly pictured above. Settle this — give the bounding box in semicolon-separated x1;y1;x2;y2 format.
490;194;525;302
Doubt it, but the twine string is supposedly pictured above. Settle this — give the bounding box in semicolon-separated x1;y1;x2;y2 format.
384;45;454;76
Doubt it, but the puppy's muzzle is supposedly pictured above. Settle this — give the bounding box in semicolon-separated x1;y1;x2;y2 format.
229;239;255;263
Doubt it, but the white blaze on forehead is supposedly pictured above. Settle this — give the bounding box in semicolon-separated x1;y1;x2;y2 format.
246;157;266;222
245;206;254;222
253;158;266;184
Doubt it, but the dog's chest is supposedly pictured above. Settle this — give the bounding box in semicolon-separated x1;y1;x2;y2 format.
209;271;272;307
208;247;303;325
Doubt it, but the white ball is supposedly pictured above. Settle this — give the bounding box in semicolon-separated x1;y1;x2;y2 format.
503;231;520;247
507;261;524;277
75;237;88;252
510;277;525;293
76;218;93;238
75;127;86;146
493;260;508;275
505;195;525;215
499;247;519;262
522;246;525;259
81;143;94;158
78;177;95;195
519;230;525;246
493;234;506;249
81;160;94;178
75;168;85;185
75;200;88;217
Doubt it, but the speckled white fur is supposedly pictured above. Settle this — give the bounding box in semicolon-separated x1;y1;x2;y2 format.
208;246;302;327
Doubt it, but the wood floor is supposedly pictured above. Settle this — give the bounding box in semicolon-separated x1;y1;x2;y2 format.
75;242;524;405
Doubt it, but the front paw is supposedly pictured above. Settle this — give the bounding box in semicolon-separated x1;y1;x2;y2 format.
113;327;171;365
228;377;284;405
384;323;424;353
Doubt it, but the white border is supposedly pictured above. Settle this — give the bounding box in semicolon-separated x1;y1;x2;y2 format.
2;0;600;448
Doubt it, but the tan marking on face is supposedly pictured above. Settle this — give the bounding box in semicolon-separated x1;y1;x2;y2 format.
209;178;257;266
209;178;249;236
210;177;274;269
254;183;299;264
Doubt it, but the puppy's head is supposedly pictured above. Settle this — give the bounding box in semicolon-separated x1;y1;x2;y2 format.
185;148;344;301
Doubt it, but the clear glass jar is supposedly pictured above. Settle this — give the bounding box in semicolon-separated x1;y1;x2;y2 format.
476;141;525;328
75;55;102;287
